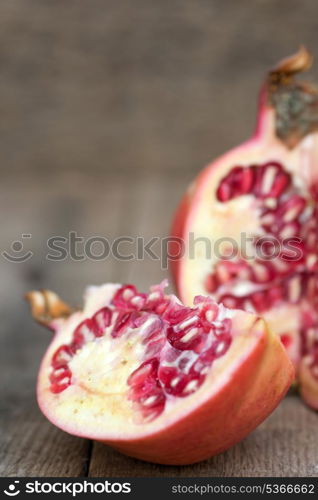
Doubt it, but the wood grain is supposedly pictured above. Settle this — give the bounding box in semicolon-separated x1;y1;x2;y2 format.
0;401;91;477
1;0;318;477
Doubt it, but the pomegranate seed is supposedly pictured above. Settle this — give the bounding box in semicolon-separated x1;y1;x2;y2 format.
50;381;71;394
158;366;203;397
144;285;169;314
255;162;290;198
190;349;215;375
219;295;242;309
164;304;194;326
213;318;232;337
279;221;301;239
251;261;275;284
140;317;165;344
145;338;166;357
267;285;284;306
240;167;255;194
112;311;139;337
285;275;303;304
128;358;165;421
50;367;72;393
127;358;159;387
270;171;290;197
216;260;250;283
277;195;306;223
217;180;232;202
72;319;95;349
91;307;112;336
50;366;72;383
112;285;146;310
250;291;269;313
167;325;204;351
51;345;73;369
211;335;232;358
194;296;219;328
154;298;171;315
178;354;193;371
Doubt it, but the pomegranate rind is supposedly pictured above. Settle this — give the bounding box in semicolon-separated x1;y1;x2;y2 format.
35;284;294;465
298;357;318;410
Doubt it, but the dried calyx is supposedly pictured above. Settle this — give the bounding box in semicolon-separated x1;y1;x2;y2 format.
268;46;318;148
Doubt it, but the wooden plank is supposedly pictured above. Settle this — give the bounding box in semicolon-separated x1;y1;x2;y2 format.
1;0;318;478
0;177;93;477
1;170;318;477
88;396;318;477
0;401;91;477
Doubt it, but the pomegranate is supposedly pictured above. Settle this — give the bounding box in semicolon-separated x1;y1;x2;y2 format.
26;281;293;465
171;47;318;409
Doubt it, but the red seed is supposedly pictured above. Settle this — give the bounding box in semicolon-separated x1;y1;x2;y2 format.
127;358;159;387
167;325;204;352
51;345;73;369
111;311;139;337
217;181;232;202
219;295;243;309
158;365;203;397
91;307;112;336
251;261;275;284
72;319;95;349
112;285;146;310
276;195;306;223
163;303;194;325
50;366;72;393
249;291;269;313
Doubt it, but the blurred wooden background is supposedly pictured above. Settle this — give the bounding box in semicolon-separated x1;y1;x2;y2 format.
1;0;318;476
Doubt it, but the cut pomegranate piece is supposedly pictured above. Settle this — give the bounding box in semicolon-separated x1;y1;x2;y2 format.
26;282;293;465
171;47;318;410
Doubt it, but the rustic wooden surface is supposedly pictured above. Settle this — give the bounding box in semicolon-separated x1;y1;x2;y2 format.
1;0;318;477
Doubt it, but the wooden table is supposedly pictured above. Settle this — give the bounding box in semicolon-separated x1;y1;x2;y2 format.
1;0;318;477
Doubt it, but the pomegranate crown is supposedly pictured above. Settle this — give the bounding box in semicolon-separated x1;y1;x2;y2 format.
267;46;318;148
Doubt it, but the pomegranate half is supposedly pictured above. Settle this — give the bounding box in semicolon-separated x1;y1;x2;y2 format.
171;47;318;410
26;281;293;465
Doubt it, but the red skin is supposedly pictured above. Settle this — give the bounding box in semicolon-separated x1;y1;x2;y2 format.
299;357;318;410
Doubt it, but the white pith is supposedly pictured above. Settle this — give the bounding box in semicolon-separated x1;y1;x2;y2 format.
37;283;265;440
179;109;318;367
